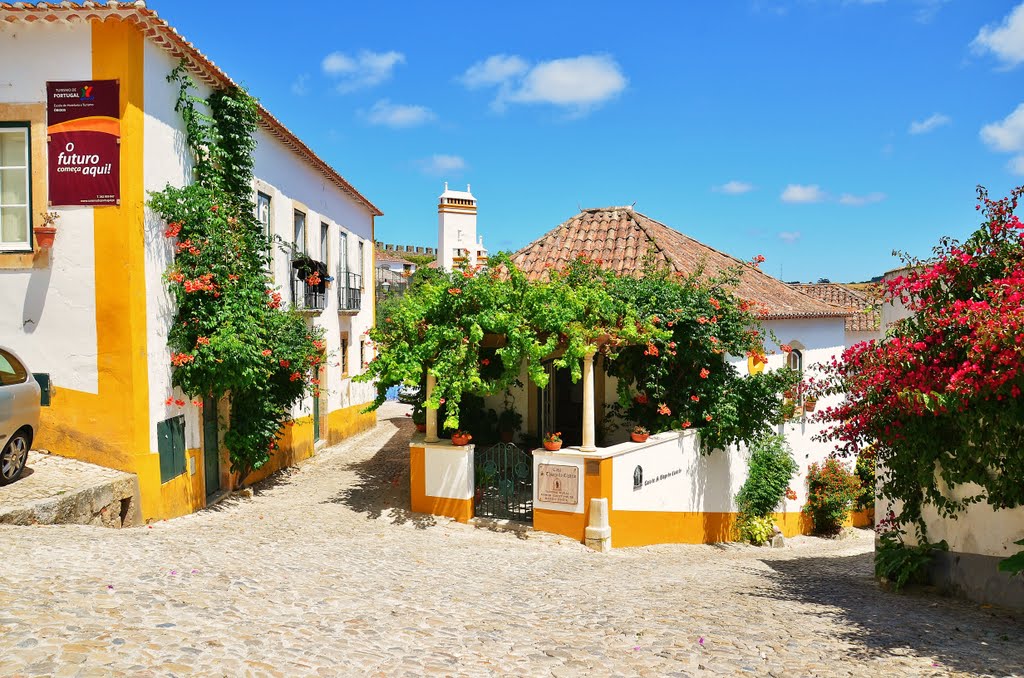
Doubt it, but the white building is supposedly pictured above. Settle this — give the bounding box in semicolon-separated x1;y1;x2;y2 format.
0;2;379;521
437;183;487;271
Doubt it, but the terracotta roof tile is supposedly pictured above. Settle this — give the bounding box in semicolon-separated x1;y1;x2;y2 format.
1;2;382;217
789;283;880;332
376;250;414;266
511;207;849;320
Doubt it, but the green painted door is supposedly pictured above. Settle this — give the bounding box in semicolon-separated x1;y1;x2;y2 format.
203;397;220;497
313;390;321;442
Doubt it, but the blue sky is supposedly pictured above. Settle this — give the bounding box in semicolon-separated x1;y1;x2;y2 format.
156;0;1024;282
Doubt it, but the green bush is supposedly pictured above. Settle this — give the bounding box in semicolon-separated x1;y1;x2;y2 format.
736;434;799;518
854;446;876;511
736;513;775;546
803;457;861;535
874;514;948;590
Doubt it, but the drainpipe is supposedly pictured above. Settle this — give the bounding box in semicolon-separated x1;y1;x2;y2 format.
425;371;440;443
580;349;596;452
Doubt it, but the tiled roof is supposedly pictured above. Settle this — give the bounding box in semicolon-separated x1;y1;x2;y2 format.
510;206;849;320
376;250;414;266
789;283;880;332
1;1;382;217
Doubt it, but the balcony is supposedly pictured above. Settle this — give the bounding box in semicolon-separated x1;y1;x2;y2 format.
338;271;362;313
291;258;327;312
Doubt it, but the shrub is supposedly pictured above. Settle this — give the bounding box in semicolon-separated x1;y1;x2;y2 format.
874;511;948;590
735;434;799;518
803;457;861;535
736;513;775;546
854;446;876;511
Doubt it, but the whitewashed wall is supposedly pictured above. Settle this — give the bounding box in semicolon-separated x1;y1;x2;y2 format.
0;22;98;394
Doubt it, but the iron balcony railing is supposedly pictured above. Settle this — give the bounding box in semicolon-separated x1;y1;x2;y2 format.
338;271;362;311
291;263;326;312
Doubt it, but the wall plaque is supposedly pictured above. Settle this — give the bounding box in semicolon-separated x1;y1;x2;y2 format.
537;463;579;505
46;80;120;206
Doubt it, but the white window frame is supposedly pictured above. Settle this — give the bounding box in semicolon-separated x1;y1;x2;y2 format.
293;209;306;256
320;222;329;266
0;124;32;252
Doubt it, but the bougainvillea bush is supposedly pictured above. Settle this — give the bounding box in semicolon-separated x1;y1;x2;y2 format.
149;65;324;483
811;186;1024;544
803;457;861;535
359;253;797;451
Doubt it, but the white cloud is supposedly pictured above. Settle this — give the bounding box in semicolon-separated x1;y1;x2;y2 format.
972;2;1024;68
713;180;754;194
839;192;887;206
365;99;436;128
460;55;528;88
419;154;467;176
460;54;627;115
291;74;310;96
778;231;802;243
322;50;405;92
914;0;949;24
981;103;1024;152
909;113;951;135
780;184;826;203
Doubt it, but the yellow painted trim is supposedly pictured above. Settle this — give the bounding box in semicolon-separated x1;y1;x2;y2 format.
244;415;315;486
0;103;48;266
408;446;474;522
534;507;586;540
326;402;376;444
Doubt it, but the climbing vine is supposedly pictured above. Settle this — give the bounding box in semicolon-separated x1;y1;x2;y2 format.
149;64;324;483
359;253;796;451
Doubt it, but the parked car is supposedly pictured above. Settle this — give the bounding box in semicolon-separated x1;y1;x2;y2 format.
397;384;421;404
0;347;40;485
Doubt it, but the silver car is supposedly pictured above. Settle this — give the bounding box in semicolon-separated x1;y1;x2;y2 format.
0;347;40;485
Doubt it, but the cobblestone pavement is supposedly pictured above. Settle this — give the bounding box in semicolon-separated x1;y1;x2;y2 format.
0;452;128;508
1;403;1021;677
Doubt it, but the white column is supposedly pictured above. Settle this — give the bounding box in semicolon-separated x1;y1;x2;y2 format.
580;350;596;452
425;372;439;443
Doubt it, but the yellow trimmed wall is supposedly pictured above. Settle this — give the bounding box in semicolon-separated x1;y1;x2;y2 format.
409;445;474;522
326;402;377;445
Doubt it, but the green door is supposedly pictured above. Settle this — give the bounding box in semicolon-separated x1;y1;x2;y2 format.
313;391;321;442
203;397;220;497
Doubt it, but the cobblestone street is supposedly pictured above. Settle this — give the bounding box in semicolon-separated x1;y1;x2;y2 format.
0;403;1021;677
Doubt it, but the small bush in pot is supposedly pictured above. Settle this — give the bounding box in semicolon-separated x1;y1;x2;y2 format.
543;431;562;451
631;425;649;443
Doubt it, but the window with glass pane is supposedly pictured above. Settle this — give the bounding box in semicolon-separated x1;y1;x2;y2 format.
339;231;348;273
358;240;365;287
0;125;30;251
293;210;306;255
320;223;329;265
256;192;271;239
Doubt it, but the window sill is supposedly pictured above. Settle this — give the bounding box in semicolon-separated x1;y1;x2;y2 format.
0;250;41;270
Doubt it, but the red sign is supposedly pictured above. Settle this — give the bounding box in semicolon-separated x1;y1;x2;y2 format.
46;80;120;206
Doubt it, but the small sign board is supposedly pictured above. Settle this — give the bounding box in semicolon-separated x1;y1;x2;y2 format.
46;80;120;206
537;463;579;505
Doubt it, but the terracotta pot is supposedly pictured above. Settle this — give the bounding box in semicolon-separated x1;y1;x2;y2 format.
783;390;795;399
415;423;426;433
34;226;57;249
451;434;471;446
499;430;514;443
631;433;649;443
803;399;817;413
543;441;562;451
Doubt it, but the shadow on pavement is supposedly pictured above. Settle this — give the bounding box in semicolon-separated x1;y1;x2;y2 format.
323;404;439;530
753;552;1024;674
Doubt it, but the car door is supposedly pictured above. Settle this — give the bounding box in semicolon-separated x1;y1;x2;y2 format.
0;349;37;444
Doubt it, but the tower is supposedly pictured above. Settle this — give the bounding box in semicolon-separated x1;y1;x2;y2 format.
437;182;487;271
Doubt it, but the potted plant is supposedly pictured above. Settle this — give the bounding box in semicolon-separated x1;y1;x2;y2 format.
34;211;59;249
781;400;797;422
497;405;523;443
450;429;472;446
542;431;562;451
411;407;426;433
631;425;650;443
803;396;818;413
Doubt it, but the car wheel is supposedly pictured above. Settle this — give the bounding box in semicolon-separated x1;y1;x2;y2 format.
0;431;29;485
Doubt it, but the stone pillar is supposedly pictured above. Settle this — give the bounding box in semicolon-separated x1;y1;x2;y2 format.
580;349;596;452
425;372;439;443
585;498;611;552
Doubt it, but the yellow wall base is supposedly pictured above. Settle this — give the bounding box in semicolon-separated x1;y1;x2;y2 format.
409;446;473;523
326;402;377;444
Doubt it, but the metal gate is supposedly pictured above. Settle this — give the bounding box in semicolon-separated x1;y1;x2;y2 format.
474;443;533;522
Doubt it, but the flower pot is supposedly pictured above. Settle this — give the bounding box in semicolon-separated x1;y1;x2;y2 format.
34;226;57;249
631;433;649;443
803;398;817;413
543;441;562;451
415;423;426;433
499;430;514;443
783;390;795;400
451;434;471;446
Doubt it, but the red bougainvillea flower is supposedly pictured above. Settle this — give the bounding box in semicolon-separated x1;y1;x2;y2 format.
635;393;649;405
691;395;700;402
680;420;691;429
170;352;194;366
174;399;186;407
700;368;710;379
643;342;660;357
196;336;210;346
289;371;301;382
657;403;671;416
280;359;290;368
312;339;326;351
481;358;490;366
165;396;174;405
785;487;798;501
705;414;713;422
709;298;720;310
448;288;462;295
261;349;272;357
780;344;793;353
164;222;182;238
211;204;219;212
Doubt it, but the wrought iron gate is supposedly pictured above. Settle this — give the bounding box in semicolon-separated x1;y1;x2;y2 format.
474;443;533;522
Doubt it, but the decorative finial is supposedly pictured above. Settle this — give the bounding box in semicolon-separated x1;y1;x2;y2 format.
444;182;448;191
466;183;471;193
